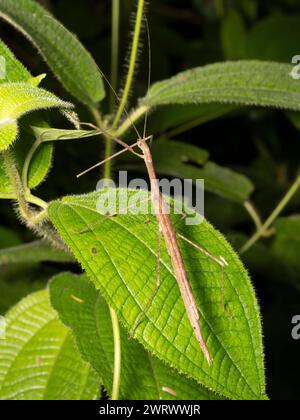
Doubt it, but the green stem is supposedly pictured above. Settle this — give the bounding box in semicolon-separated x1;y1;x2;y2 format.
241;174;300;253
244;201;263;231
112;0;145;128
90;107;112;179
109;307;121;400
110;0;120;113
115;104;149;138
22;137;41;192
26;193;48;210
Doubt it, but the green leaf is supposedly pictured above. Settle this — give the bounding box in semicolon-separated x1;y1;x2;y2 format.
50;272;222;400
0;0;105;105
31;126;101;143
48;188;266;400
0;40;53;191
0;240;74;267
221;10;247;60
0;265;45;314
0;38;31;83
0;226;21;248
272;216;300;276
0;82;72;150
143;61;300;112
0;290;100;400
246;15;300;62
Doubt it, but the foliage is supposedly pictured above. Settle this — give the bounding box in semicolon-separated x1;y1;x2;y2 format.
0;0;299;401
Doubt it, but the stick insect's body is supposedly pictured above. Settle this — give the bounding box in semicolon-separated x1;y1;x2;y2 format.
137;137;212;364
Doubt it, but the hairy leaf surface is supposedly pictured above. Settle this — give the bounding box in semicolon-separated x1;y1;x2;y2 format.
0;0;105;105
50;272;221;400
143;61;300;111
49;188;266;400
0;290;100;400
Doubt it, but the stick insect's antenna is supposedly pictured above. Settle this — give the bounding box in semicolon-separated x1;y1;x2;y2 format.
78;9;153;178
96;64;143;141
143;15;152;140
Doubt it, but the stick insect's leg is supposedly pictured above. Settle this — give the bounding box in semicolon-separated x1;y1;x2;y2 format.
72;196;153;234
177;233;229;312
131;225;162;338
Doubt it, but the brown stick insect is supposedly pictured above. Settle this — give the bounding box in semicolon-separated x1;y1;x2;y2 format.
76;21;227;366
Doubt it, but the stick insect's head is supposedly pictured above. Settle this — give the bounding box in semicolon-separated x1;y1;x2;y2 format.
137;135;153;151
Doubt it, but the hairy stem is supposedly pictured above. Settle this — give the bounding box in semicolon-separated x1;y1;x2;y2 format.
113;0;145;128
241;174;300;253
110;0;120;113
109;307;121;400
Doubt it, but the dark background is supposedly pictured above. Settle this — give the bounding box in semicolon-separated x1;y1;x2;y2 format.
1;0;300;400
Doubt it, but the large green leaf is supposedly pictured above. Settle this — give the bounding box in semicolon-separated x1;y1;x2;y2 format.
0;83;72;150
0;0;104;105
48;188;266;400
0;290;100;400
0;0;105;105
143;61;300;111
50;272;222;400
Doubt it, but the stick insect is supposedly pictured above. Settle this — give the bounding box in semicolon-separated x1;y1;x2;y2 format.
77;20;227;366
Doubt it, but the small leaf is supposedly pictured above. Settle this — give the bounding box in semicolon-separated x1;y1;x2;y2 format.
0;0;105;105
31;126;101;143
0;240;74;267
50;272;222;400
0;83;72;150
0;290;100;400
143;61;300;112
48;188;266;400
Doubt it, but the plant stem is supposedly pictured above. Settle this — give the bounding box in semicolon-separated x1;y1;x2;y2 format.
22;137;41;192
90;107;112;179
244;201;263;231
26;193;48;210
110;0;120;113
112;0;145;129
241;174;300;253
115;104;149;138
109;307;121;400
